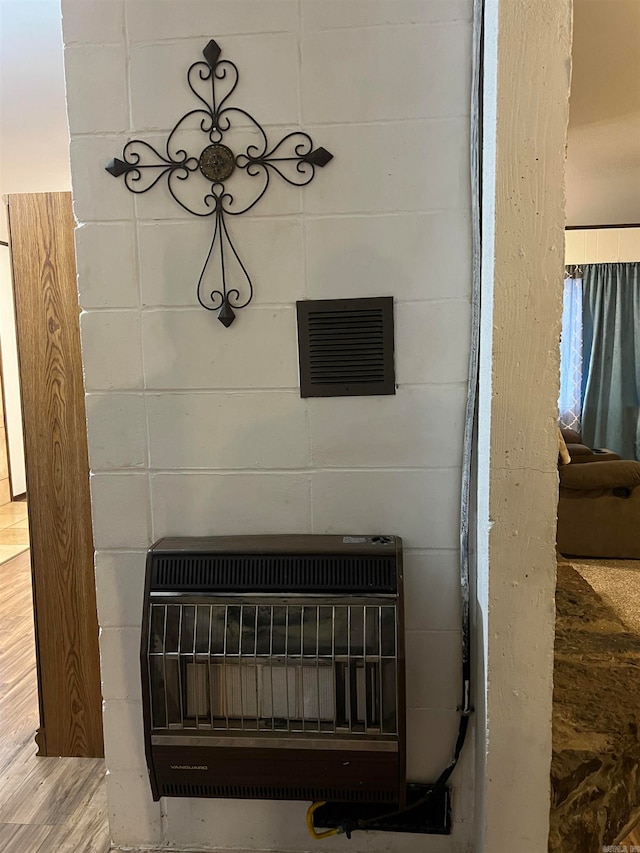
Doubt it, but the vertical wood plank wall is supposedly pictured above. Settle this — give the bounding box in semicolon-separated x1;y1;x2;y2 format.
7;192;104;757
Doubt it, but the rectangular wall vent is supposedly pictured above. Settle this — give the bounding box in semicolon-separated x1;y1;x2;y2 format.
141;535;405;805
296;297;395;397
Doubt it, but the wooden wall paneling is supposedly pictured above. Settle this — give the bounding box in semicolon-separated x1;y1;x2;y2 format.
7;192;103;758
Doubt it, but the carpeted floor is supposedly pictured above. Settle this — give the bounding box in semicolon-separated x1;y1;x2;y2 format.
569;558;640;634
555;555;640;847
550;560;640;850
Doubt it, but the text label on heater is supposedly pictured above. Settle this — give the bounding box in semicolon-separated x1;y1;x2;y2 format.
170;764;208;771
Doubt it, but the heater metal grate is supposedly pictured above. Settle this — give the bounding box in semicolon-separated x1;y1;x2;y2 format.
159;782;397;802
141;535;405;805
148;600;398;737
151;554;397;593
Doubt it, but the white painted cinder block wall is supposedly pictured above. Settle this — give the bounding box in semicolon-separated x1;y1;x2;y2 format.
565;227;640;264
61;1;474;850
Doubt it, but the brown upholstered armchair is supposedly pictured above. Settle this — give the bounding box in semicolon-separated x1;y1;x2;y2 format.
559;427;621;464
557;429;640;558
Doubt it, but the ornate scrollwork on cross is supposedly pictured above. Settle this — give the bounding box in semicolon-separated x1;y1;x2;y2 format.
106;39;333;327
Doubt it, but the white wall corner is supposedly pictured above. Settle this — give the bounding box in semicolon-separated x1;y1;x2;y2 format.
475;1;572;851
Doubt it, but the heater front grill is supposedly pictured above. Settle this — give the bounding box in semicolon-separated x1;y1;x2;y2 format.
152;553;396;593
141;536;405;804
159;782;397;802
148;600;398;737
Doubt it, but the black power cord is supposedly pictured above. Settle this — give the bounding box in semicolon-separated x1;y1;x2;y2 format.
343;716;470;837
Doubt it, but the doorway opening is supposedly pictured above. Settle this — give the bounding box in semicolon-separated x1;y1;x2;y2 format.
552;1;640;849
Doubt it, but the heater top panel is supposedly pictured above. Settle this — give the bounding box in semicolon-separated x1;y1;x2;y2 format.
147;535;402;595
151;535;400;557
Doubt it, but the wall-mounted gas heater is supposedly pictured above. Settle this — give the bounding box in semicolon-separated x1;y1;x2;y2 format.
141;535;405;805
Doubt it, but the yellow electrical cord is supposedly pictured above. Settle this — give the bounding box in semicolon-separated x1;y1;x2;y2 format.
306;801;340;840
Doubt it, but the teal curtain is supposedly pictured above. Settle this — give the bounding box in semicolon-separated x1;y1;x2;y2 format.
581;262;640;460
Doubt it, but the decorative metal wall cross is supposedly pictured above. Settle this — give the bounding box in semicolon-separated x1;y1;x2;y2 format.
106;39;333;327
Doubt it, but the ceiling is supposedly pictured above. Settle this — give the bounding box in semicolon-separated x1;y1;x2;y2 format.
570;0;640;127
566;0;640;226
0;1;71;239
0;0;637;234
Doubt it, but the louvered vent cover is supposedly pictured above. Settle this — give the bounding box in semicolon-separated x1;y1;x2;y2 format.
160;783;396;802
151;553;397;593
296;297;395;397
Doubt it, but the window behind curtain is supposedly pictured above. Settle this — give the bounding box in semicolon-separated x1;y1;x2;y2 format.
558;274;583;431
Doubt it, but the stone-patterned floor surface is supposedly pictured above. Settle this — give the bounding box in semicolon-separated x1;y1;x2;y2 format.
550;560;640;852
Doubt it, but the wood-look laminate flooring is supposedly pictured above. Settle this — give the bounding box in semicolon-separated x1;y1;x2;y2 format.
0;500;30;563
0;550;110;852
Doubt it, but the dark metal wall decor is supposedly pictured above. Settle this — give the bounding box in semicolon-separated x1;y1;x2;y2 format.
105;39;332;327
